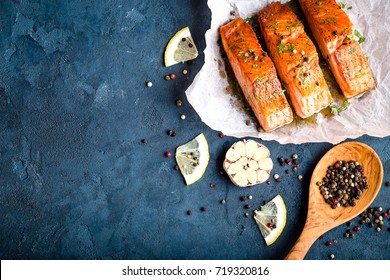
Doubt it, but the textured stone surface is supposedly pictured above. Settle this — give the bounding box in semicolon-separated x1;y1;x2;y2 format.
0;0;389;260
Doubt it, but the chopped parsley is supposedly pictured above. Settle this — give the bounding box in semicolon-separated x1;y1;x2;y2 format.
324;18;337;25
339;2;346;9
354;67;364;77
244;17;252;23
267;21;280;30
316;1;323;5
354;30;366;44
286;23;291;33
330;100;350;115
347;34;355;40
347;6;352;10
292;21;301;27
349;46;356;54
277;43;295;54
252;63;258;68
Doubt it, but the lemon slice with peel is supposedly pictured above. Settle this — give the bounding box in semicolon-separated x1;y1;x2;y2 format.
164;26;199;67
175;133;209;185
254;194;287;246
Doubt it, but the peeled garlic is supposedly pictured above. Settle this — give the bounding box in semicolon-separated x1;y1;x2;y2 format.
223;139;273;187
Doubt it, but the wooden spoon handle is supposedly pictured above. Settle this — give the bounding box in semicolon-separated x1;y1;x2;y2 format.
285;224;321;260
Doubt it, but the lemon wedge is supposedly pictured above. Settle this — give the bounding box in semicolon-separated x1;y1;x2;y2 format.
175;133;209;185
254;194;287;246
164;26;199;67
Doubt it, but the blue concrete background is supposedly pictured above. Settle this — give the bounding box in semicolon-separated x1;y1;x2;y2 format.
0;0;389;260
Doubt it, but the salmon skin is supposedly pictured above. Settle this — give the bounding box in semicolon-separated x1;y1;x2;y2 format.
220;18;293;131
298;0;375;98
258;2;333;119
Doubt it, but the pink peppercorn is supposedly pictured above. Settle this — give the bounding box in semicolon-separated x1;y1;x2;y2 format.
325;241;332;246
353;226;361;232
382;212;388;218
165;151;172;157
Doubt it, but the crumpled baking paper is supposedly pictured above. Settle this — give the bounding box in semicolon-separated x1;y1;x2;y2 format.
186;0;390;144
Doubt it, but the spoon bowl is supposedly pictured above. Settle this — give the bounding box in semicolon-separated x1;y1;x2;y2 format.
285;142;383;260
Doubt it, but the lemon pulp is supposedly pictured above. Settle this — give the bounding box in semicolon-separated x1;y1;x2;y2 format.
254;194;287;246
164;26;198;67
175;133;209;185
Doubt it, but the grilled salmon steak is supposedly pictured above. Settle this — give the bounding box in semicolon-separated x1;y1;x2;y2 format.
258;2;333;118
298;0;375;98
220;18;293;131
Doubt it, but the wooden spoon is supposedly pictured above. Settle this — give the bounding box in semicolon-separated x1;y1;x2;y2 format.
285;142;383;260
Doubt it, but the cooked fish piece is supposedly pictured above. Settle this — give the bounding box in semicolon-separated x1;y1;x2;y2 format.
258;2;333;118
220;18;293;131
298;0;375;98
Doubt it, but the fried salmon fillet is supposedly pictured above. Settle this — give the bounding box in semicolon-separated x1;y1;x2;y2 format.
258;2;333;118
298;0;375;98
220;18;293;131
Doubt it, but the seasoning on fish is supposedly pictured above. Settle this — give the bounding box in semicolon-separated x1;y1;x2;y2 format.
220;18;293;131
298;0;375;98
258;2;333;118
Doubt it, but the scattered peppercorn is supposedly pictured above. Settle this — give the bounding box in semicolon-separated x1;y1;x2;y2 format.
180;114;186;120
297;175;303;180
146;81;153;87
346;221;353;226
174;165;179;170
248;195;253;200
187;210;192;215
353;226;360;232
220;199;226;204
273;174;280;180
333;30;338;35
245;119;251;126
244;204;251;209
266;181;271;185
182;69;188;75
244;213;249;218
325;241;332;246
170;73;176;79
141;139;147;144
200;207;206;212
303;57;309;62
210;183;215;188
278;157;286;166
285;169;291;174
175;99;182;106
276;178;282;183
165;75;171;81
329;254;335;259
167;130;176;137
376;226;381;232
292;166;298;172
165;151;171;157
219;133;225;138
240;196;247;201
292;154;298;159
385;181;390;186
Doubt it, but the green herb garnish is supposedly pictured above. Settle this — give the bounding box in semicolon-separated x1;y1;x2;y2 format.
244;17;252;23
339;2;346;9
324;18;337;25
292;20;301;27
354;30;366;44
277;43;294;54
349;46;356;54
267;21;280;30
354;67;364;77
330;100;350;115
347;6;352;10
252;64;258;68
316;1;323;5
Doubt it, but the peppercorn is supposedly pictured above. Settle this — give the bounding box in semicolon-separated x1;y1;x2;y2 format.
187;210;192;215
167;130;176;137
346;221;353;226
165;75;171;80
285;169;291;174
325;241;332;246
219;133;225;138
329;254;335;259
175;99;182;106
240;196;247;201
165;151;171;157
303;57;309;62
273;174;280;180
376;227;381;232
368;222;374;228
182;69;188;75
385;181;390;186
245;119;251;126
332;30;338;35
210;183;215;188
244;213;249;218
292;166;298;172
170;73;176;79
248;195;253;200
200;207;206;212
180;114;186;120
244;204;251;209
141;139;147;144
353;226;360;232
220;199;226;204
146;81;153;87
297;175;303;180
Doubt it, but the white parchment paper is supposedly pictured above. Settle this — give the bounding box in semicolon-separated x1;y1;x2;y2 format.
186;0;390;144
